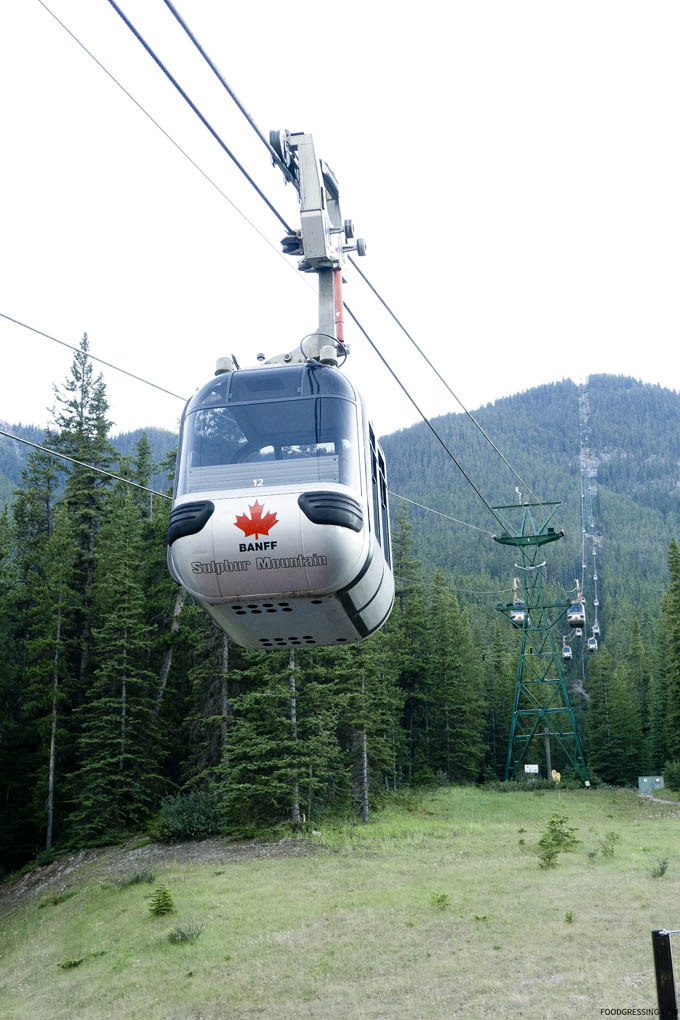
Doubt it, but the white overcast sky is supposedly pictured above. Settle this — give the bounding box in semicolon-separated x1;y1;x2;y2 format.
1;0;679;441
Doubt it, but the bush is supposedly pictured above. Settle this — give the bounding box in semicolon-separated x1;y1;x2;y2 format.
664;761;680;792
168;922;203;944
598;831;620;859
651;857;669;879
38;889;76;908
538;813;581;868
114;870;155;888
429;891;450;910
154;790;222;843
149;885;176;917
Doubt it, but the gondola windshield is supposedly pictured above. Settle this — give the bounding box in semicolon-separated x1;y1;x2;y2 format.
177;368;359;497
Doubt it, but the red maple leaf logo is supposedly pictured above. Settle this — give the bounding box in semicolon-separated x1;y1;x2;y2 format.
234;500;279;539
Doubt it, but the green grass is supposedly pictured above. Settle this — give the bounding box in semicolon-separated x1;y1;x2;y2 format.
652;787;680;801
1;786;678;1019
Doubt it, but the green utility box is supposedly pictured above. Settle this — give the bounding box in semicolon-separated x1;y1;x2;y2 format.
638;775;664;793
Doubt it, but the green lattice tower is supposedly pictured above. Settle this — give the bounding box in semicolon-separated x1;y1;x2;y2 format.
493;501;590;784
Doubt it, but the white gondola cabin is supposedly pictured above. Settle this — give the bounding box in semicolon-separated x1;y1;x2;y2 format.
509;600;526;628
168;362;394;649
587;636;598;653
567;600;586;627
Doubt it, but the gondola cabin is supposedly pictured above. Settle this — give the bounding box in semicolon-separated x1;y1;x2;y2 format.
509;600;526;628
587;636;598;653
592;623;600;637
167;361;395;649
575;627;583;638
567;601;586;627
562;643;572;661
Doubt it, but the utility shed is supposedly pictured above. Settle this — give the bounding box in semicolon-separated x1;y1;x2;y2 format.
638;776;664;793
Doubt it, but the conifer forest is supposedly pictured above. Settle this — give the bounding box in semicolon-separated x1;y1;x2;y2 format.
2;338;680;875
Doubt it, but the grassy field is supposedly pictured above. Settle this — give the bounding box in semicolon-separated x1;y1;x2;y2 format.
1;786;679;1019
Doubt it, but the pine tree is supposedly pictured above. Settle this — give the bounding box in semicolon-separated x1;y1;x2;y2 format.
390;504;429;782
24;506;78;851
482;623;515;779
6;450;71;860
626;618;649;743
0;506;37;869
51;333;115;685
69;484;159;841
219;652;299;832
646;619;669;771
586;649;618;782
665;540;680;761
586;648;642;784
427;572;486;782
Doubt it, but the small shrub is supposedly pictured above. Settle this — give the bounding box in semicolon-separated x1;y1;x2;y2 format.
429;891;450;910
538;843;560;869
518;838;526;846
537;813;581;868
39;889;76;909
168;922;203;945
149;885;176;916
154;790;222;842
651;857;669;879
57;950;106;969
598;831;620;859
58;957;85;969
664;760;680;792
565;911;575;924
114;870;155;888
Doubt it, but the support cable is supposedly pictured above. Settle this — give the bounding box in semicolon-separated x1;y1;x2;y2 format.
158;0;298;190
36;0;509;535
344;303;507;532
35;0;306;286
395;573;514;595
389;491;493;536
157;0;543;508
347;254;545;507
0;311;188;402
0;429;171;500
103;0;295;234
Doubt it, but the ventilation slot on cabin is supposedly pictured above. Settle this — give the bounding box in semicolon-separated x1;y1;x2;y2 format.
258;636;317;647
231;601;293;615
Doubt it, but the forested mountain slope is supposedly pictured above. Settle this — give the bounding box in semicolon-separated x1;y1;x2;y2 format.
382;374;680;650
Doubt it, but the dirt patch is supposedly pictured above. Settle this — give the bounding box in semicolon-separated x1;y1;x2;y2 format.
0;835;320;917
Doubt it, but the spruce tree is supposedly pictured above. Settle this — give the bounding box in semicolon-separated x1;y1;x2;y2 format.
390;504;429;782
24;506;78;850
665;539;680;760
646;619;669;772
482;623;515;779
69;483;159;841
50;333;115;685
427;572;486;782
0;507;36;869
